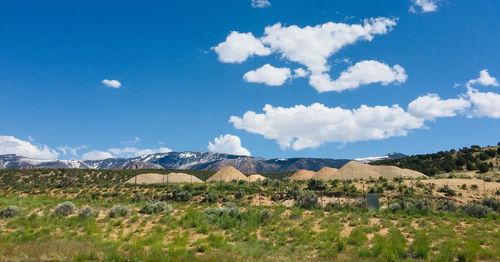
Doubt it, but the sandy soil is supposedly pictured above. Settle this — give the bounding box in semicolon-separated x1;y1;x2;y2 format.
206;167;248;182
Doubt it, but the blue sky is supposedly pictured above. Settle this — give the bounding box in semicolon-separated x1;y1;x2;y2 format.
0;0;499;160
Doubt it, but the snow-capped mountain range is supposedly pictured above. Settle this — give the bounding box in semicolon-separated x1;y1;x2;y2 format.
0;151;405;173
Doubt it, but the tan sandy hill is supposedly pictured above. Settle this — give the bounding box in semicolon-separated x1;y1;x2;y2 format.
336;161;427;180
126;172;203;185
248;174;266;182
312;167;339;181
206;166;248;182
164;172;204;183
372;166;426;179
289;169;316;181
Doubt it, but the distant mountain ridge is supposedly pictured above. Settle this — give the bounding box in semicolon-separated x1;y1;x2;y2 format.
0;152;353;174
354;152;407;163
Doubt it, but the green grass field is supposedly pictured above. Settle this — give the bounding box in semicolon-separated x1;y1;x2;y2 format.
0;171;499;261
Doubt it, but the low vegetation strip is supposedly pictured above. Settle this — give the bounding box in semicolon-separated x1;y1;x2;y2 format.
0;171;499;261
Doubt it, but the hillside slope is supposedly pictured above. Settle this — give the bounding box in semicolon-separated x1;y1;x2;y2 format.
372;144;500;176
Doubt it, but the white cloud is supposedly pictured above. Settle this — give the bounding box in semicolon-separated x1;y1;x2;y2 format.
251;0;270;8
229;103;424;150
409;0;438;13
120;136;140;145
213;32;271;63
101;79;122;89
467;69;499;88
467;88;500;119
107;146;172;158
81;146;172;160
293;68;309;78
408;94;471;120
309;60;407;92
133;147;172;157
81;150;114;161
214;18;401;92
57;145;88;157
208;134;251;156
463;69;500;118
0;135;60;160
260;18;396;73
243;64;292;86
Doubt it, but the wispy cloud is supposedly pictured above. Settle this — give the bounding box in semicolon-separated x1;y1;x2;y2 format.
101;79;122;89
409;0;439;13
251;0;270;8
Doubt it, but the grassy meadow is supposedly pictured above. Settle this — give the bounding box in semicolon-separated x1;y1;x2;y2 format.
0;170;499;261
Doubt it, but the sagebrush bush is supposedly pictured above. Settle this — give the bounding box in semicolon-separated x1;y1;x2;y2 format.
296;191;319;209
462;203;491;218
307;179;326;191
109;205;130;218
481;197;500;212
259;209;272;223
0;205;21;218
437;200;456;212
202;192;218;203
437;185;456;197
173;190;191;202
388;202;402;212
78;206;97;218
410;198;432;212
234;189;245;200
54;201;76;216
204;203;243;229
140;202;172;214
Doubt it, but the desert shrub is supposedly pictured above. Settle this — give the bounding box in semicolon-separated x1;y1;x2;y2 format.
285;188;301;200
478;152;490;161
270;191;286;202
234;189;245;200
477;162;490;173
259;209;272;223
388;202;403;212
368;185;384;194
0;205;21;218
437;200;456;212
437;185;456;197
173;190;192;202
470;184;478;190
140;202;172;214
410;198;432;213
460;184;467;190
202;192;218;203
307;179;326;191
409;231;430;259
295;191;319;209
462;203;491;218
466;162;475;171
204;203;244;229
109;205;130;218
485;149;497;157
481;198;500;212
482;176;493;182
54;201;76;216
78;206;97;218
